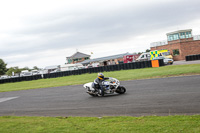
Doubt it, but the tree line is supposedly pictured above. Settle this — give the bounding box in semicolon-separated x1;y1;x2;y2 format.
0;59;39;76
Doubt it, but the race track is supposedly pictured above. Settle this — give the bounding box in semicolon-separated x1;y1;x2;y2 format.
0;75;200;117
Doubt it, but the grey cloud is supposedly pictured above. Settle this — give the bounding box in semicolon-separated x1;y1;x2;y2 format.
1;0;200;57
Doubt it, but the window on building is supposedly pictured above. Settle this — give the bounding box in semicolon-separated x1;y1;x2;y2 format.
168;35;174;41
168;35;176;41
173;49;180;56
170;35;174;41
168;31;192;41
173;33;179;40
73;59;78;61
180;32;185;39
167;36;170;41
67;59;72;64
188;32;192;38
78;58;82;61
186;31;192;38
85;57;89;60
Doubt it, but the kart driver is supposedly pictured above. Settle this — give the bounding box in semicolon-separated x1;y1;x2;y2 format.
93;73;109;91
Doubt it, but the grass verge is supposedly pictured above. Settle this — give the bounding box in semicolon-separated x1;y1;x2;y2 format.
0;115;199;133
0;64;200;92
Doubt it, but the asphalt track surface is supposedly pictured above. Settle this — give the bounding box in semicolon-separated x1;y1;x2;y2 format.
0;75;200;117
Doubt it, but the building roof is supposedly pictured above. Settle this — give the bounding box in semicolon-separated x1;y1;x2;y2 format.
67;52;90;59
79;52;132;64
166;29;192;35
44;65;60;70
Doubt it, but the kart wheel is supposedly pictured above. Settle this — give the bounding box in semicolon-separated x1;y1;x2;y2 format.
120;86;126;94
89;94;96;97
116;86;126;94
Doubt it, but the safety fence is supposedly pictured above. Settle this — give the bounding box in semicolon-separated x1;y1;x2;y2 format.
185;54;200;61
0;59;164;84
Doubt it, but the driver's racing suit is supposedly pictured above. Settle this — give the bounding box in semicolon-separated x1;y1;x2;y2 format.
93;77;109;91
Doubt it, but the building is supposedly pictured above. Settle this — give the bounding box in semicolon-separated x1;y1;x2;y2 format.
80;53;132;66
150;29;200;61
66;52;90;64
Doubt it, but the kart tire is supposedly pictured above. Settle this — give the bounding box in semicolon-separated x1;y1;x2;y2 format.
116;86;126;94
89;94;96;97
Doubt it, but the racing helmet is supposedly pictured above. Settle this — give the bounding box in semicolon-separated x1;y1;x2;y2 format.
98;73;104;80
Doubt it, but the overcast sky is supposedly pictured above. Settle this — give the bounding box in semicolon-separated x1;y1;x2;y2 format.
1;0;200;68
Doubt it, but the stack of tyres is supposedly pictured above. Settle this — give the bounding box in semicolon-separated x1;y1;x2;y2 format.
115;64;119;70
192;55;196;60
129;62;133;69
93;67;96;73
127;63;132;69
81;68;86;74
194;55;198;60
186;54;200;61
140;61;145;68
111;65;115;71
185;56;189;61
107;65;111;71
132;62;137;69
118;64;122;70
145;61;149;68
148;61;152;67
113;65;117;71
136;62;141;69
188;55;193;61
198;54;200;60
158;59;164;66
124;63;127;70
100;66;104;72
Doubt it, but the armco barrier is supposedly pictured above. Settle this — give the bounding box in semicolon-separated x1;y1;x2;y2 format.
0;59;164;84
186;54;200;61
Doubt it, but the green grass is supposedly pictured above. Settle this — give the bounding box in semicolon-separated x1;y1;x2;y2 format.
0;115;199;133
0;64;200;92
1;65;200;132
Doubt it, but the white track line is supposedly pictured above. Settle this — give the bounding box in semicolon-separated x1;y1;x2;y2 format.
0;97;19;103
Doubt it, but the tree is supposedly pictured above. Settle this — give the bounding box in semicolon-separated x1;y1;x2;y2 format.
22;67;30;71
33;66;39;70
6;67;21;76
146;49;151;52
0;59;7;75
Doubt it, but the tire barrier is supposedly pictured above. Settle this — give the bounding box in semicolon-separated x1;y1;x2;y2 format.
0;60;164;84
0;75;42;84
186;54;200;61
158;59;165;66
